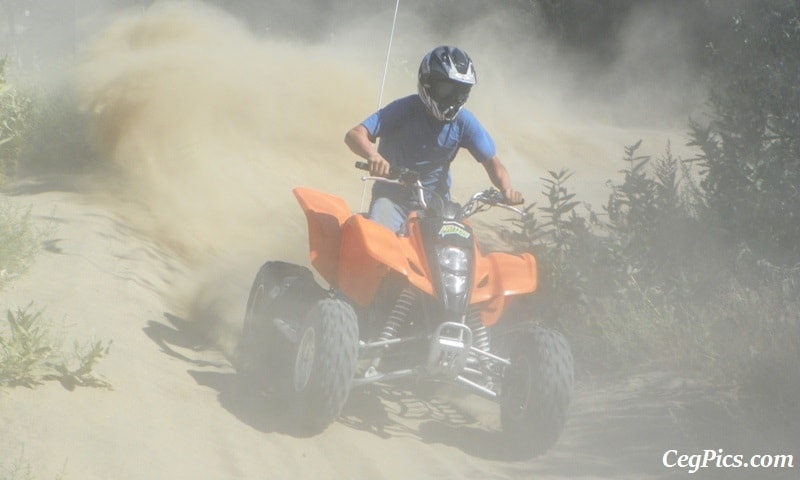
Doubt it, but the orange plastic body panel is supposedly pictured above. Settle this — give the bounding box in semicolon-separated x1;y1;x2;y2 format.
470;250;537;326
293;187;538;322
293;187;352;286
338;214;434;307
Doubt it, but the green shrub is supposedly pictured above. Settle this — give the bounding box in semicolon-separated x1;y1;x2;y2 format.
0;304;111;390
0;306;56;387
1;447;65;480
690;0;800;264
0;452;35;480
17;83;96;178
504;137;799;424
0;201;41;287
0;58;33;185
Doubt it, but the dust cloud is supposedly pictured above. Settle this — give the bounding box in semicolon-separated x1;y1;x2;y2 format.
71;0;701;350
76;2;370;261
74;2;381;348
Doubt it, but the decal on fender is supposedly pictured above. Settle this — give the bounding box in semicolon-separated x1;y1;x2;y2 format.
438;222;470;239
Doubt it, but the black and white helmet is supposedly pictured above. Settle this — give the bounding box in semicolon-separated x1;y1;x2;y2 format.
418;46;477;122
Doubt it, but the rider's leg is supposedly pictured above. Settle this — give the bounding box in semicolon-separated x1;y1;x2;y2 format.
368;197;408;234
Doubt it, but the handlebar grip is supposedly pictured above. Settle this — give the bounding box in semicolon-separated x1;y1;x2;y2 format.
354;160;399;179
354;160;417;183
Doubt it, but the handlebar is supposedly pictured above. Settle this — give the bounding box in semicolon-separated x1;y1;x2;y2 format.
355;160;426;207
354;161;419;184
464;188;527;218
354;161;527;219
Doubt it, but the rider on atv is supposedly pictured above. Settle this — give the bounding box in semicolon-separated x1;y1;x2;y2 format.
345;45;524;233
237;46;573;454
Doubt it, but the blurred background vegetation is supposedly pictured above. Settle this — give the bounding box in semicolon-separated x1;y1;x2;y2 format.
0;0;797;426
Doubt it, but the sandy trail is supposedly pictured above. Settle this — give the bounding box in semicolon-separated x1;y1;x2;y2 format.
1;186;795;480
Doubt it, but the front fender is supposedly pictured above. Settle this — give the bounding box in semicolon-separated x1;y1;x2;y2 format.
471;251;537;326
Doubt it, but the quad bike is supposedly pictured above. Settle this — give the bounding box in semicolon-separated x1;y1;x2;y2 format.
235;161;573;458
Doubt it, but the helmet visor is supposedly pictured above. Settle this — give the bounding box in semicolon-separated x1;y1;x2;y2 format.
430;81;471;107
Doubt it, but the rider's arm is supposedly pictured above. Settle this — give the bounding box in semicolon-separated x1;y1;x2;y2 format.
482;156;524;205
345;125;391;177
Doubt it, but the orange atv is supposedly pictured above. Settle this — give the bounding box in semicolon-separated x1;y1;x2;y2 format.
235;162;573;458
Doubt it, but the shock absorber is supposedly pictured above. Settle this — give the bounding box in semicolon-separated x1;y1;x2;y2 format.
379;287;416;342
467;309;492;366
368;288;416;375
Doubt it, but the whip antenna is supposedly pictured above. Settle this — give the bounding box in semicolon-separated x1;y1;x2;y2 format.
362;0;401;212
378;0;401;108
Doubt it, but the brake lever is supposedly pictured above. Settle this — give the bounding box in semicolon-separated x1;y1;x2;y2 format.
481;188;506;205
480;188;527;217
355;161;419;185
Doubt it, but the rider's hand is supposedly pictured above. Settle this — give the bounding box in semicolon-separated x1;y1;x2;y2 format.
502;188;524;205
368;154;391;178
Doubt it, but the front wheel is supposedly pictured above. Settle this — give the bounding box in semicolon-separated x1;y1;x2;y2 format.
500;326;574;458
291;297;359;433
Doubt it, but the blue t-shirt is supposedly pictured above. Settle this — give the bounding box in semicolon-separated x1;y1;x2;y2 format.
361;94;496;207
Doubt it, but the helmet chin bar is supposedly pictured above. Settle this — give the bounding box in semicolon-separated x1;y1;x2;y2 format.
430;101;462;122
418;86;464;122
440;104;461;121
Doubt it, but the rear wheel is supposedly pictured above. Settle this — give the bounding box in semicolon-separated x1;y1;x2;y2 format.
234;262;320;391
291;297;359;433
500;326;573;458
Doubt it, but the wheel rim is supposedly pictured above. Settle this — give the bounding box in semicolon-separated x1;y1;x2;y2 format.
294;326;316;392
244;283;282;334
505;357;533;420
